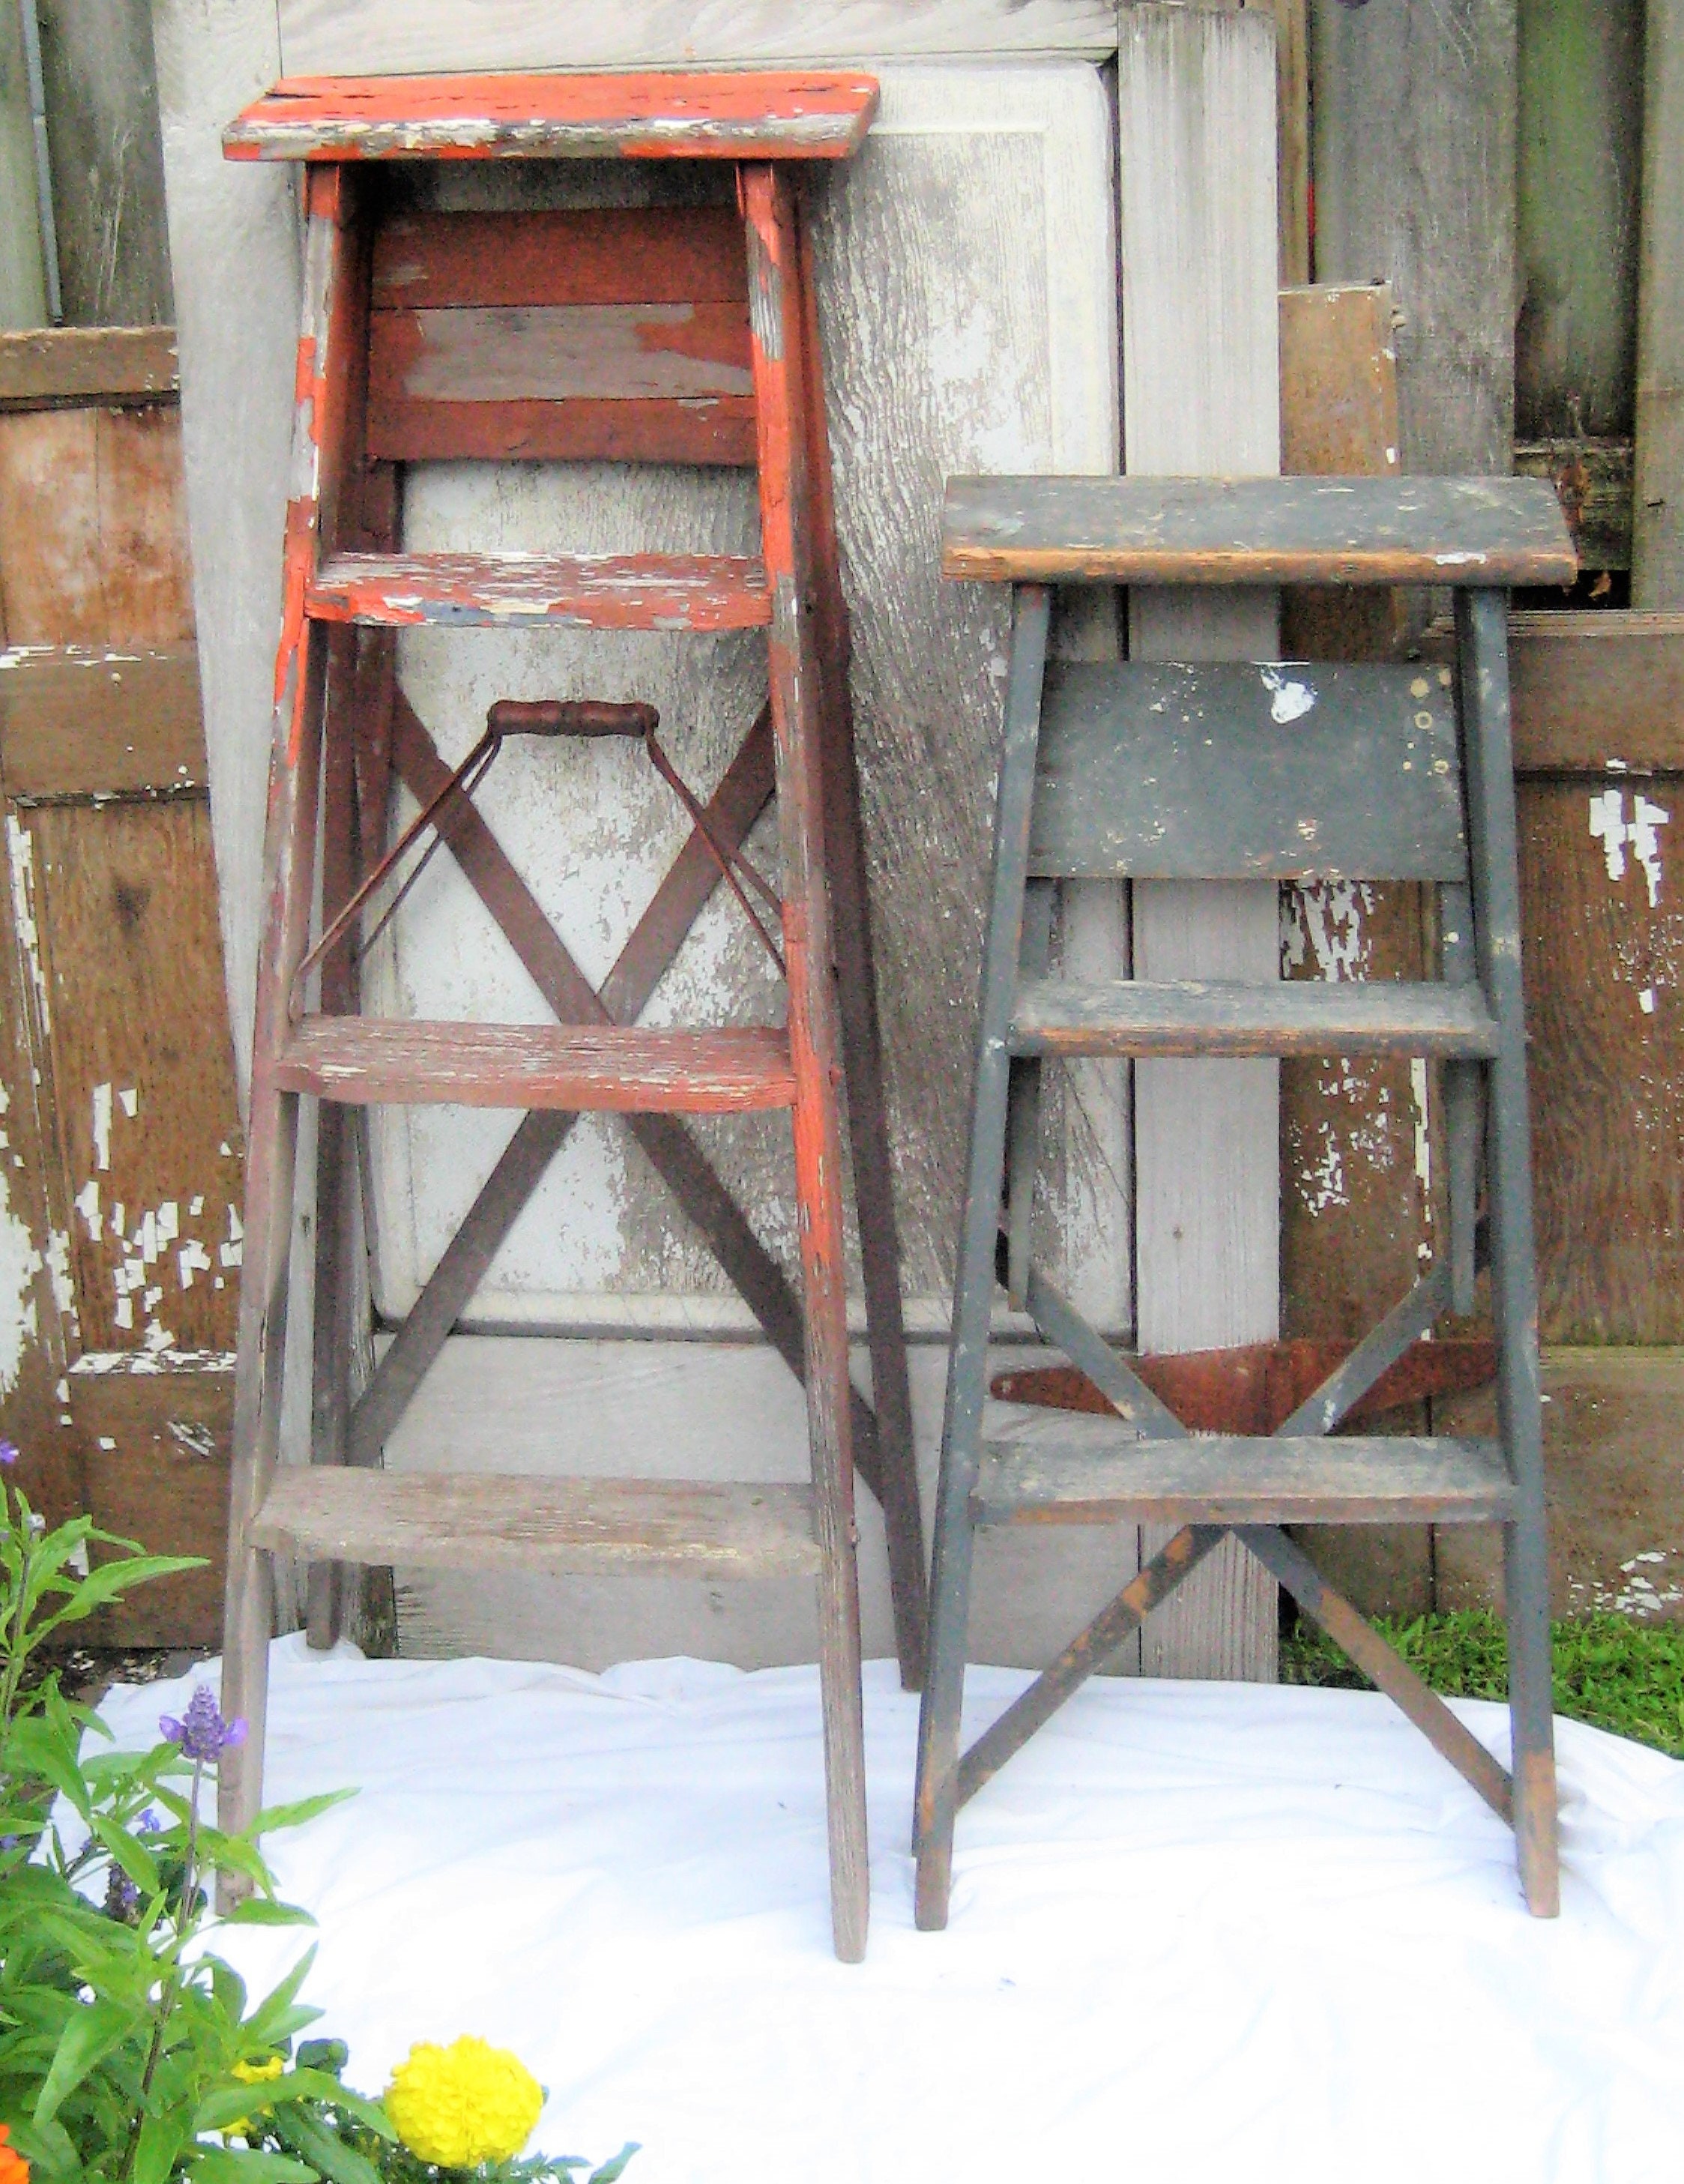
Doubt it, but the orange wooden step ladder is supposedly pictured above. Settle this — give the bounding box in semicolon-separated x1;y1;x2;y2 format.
217;70;926;1961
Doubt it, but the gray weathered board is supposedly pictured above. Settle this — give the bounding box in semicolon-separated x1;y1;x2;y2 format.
152;30;1147;1669
1120;4;1281;1680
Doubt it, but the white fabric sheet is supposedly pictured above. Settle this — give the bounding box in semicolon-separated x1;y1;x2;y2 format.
91;1638;1684;2182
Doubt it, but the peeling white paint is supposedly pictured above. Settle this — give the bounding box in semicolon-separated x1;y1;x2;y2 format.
118;1088;139;1119
1410;1058;1431;1190
158;1201;178;1242
1630;794;1669;908
1590;788;1670;906
189;1194;205;1216
73;1178;101;1240
0;1166;38;1397
5;817;48;1031
178;1238;212;1288
91;1085;113;1173
1641;987;1657;1016
1590;788;1629;881
1260;666;1315;724
114;1296;133;1329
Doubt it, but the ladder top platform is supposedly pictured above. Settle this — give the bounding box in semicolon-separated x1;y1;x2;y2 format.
224;70;880;163
941;474;1578;588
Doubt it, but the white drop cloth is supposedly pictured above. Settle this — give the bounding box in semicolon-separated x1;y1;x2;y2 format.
91;1638;1684;2183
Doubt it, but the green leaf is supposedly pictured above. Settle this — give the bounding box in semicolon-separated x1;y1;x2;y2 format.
243;1948;319;2043
90;1813;163;1895
28;1553;208;1637
32;1996;142;2126
221;1897;318;1928
274;2103;388;2184
133;2105;192;2184
187;2150;320;2183
589;2145;642;2183
245;1789;358;1837
271;2068;396;2139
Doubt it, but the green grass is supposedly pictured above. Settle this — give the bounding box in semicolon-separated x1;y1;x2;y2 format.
1280;1609;1684;1758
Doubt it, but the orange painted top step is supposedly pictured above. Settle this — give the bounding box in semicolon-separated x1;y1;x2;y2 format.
224;70;879;163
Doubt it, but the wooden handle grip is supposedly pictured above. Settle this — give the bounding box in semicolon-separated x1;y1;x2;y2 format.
486;699;658;738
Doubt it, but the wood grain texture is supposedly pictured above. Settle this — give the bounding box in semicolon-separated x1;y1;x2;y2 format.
976;1417;1514;1526
73;1360;232;1645
28;799;244;1354
309;549;772;630
1511;611;1684;772
35;0;174;327
277;1018;797;1111
252;1464;822;1575
941;474;1576;587
224;70;881;163
1277;272;1432;1619
1635;0;1684;605
1311;0;1520;477
372;205;748;308
1030;659;1467;881
0;405;194;647
0;645;205;796
1522;773;1684;1342
1012;978;1496;1058
1120;2;1280;1680
275;0;1120;75
0;327;179;406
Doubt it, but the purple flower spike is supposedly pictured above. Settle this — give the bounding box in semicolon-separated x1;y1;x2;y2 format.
160;1684;246;1763
0;1441;17;1466
136;1809;161;1834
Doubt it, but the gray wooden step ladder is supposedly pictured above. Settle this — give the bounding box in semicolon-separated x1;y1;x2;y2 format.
214;68;929;1964
913;473;1577;1928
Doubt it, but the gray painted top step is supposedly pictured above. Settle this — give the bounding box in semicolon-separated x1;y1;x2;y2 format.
975;1404;1515;1524
941;474;1577;588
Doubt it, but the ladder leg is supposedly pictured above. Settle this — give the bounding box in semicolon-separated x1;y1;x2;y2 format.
793;204;928;1692
746;162;869;1961
914;584;1051;1930
1458;589;1558;1916
1005;882;1054;1309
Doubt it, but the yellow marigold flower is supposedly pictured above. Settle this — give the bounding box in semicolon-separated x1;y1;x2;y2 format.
384;2036;544;2167
223;2054;286;2139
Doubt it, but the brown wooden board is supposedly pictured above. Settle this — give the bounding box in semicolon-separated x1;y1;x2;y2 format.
1511;611;1684;773
0;646;205;797
941;474;1577;588
223;70;881;163
1011;978;1495;1059
28;799;244;1355
307;549;772;630
73;1359;232;1646
0;327;179;408
1521;772;1684;1342
370;205;749;309
1030;660;1466;881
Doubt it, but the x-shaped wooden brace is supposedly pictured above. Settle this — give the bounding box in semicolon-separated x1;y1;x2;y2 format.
325;687;928;1683
952;1240;1513;1822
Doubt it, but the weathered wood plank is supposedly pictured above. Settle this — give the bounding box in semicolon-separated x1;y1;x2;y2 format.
309;549;772;630
1311;0;1521;477
225;70;881;163
1511;610;1684;772
976;1414;1515;1525
276;0;1120;74
1513;438;1633;573
1521;773;1684;1342
253;1464;822;1577
34;0;173;327
30;799;244;1353
73;1357;232;1646
372;205;748;310
1012;978;1496;1059
1121;2;1280;1680
1635;0;1684;606
0;645;204;795
276;1017;798;1111
1031;659;1465;881
941;474;1577;587
0;326;179;407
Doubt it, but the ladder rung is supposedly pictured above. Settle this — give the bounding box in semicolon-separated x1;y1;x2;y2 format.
976;1405;1515;1524
307;551;773;632
274;1018;797;1111
250;1465;821;1578
1011;978;1500;1058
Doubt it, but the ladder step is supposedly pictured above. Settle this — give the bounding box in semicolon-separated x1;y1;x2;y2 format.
250;1466;821;1578
976;1405;1515;1524
1011;978;1500;1058
274;1019;797;1111
307;551;773;631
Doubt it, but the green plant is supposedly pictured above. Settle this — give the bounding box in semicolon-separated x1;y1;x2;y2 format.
0;1452;639;2184
1281;1606;1684;1757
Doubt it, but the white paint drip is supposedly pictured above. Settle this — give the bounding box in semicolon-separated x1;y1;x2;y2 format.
1261;666;1316;724
91;1084;112;1172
